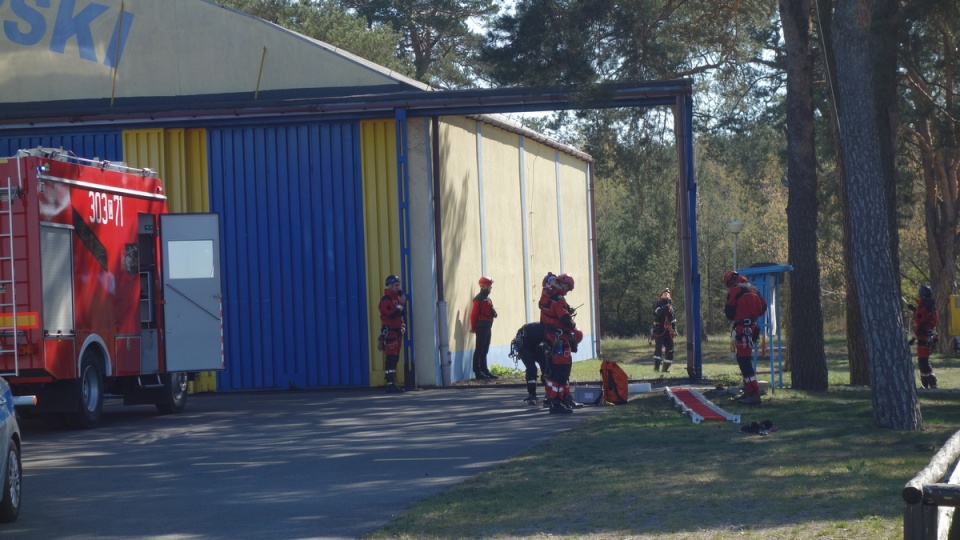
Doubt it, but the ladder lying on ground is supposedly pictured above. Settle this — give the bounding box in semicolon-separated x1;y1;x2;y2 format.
664;387;740;424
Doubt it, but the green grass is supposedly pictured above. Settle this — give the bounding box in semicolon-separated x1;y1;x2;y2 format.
373;336;960;539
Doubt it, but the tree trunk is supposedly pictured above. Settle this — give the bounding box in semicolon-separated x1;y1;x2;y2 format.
815;0;871;386
831;0;921;430
780;0;828;390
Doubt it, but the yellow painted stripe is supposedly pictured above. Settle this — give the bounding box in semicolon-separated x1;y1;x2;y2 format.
0;312;38;329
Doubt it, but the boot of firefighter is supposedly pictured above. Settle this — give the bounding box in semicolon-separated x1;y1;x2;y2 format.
385;371;404;393
661;360;672;373
480;358;499;379
653;356;662;372
548;397;572;414
921;373;938;389
544;381;566;412
734;375;761;403
524;379;539;404
562;385;583;409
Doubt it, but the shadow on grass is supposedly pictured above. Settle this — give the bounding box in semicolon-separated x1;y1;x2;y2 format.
370;389;960;540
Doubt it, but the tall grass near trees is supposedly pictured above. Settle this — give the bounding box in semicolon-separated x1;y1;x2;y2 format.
374;336;960;539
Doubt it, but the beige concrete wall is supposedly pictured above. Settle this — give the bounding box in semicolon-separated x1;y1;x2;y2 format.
557;152;593;335
477;123;525;345
437;117;483;376
437;116;593;380
524;143;562;313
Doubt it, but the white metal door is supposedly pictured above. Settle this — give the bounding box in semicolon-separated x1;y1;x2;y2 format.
160;213;224;372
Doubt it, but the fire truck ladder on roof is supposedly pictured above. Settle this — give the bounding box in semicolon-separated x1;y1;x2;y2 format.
0;170;20;377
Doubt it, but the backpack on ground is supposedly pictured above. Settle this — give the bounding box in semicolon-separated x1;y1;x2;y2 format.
600;360;629;405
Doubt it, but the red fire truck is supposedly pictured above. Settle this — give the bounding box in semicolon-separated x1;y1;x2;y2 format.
0;148;223;428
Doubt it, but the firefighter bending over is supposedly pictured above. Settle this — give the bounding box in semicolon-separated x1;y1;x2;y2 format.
652;288;677;373
723;271;767;405
509;322;548;405
908;285;939;389
378;275;407;393
540;273;583;414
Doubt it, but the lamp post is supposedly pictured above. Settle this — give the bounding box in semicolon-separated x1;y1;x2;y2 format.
727;221;744;270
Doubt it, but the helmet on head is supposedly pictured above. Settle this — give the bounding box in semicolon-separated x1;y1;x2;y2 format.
479;276;494;287
385;275;401;286
660;288;671;299
723;270;739;287
556;273;574;292
919;284;933;300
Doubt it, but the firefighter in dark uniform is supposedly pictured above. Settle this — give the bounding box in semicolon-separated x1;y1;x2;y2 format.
909;284;939;388
509;322;548;404
540;273;582;414
470;276;498;379
723;270;766;405
378;275;407;393
651;288;677;373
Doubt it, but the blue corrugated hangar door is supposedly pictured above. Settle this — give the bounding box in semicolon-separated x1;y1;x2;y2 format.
208;123;370;391
0;132;123;161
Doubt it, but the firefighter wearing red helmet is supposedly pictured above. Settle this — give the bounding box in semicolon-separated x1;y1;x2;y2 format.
378;274;407;393
470;276;498;380
909;284;939;388
723;270;767;404
651;288;677;373
540;272;582;414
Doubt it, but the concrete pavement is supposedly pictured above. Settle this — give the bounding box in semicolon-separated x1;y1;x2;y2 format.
3;386;614;540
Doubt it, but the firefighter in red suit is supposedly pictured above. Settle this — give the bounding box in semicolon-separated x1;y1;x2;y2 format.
723;270;766;405
470;276;498;380
909;284;939;388
378;275;407;393
539;272;559;311
541;273;583;414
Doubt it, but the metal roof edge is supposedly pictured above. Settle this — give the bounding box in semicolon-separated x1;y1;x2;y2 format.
467;113;593;162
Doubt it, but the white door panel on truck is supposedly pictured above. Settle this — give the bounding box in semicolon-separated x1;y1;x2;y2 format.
160;213;224;373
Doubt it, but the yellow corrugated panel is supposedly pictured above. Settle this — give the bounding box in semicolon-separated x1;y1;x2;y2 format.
361;120;400;387
184;129;210;212
123;128;217;393
123;129;165;177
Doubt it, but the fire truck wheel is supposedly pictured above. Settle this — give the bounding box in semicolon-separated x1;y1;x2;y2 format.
156;372;188;415
0;443;21;523
65;354;104;429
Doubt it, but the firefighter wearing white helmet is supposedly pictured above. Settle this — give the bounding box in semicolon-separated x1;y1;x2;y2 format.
378;274;407;393
470;276;498;379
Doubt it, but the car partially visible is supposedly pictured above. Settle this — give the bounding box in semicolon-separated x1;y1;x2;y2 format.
0;376;34;524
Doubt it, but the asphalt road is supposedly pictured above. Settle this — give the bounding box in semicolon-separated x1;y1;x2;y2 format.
1;386;613;540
